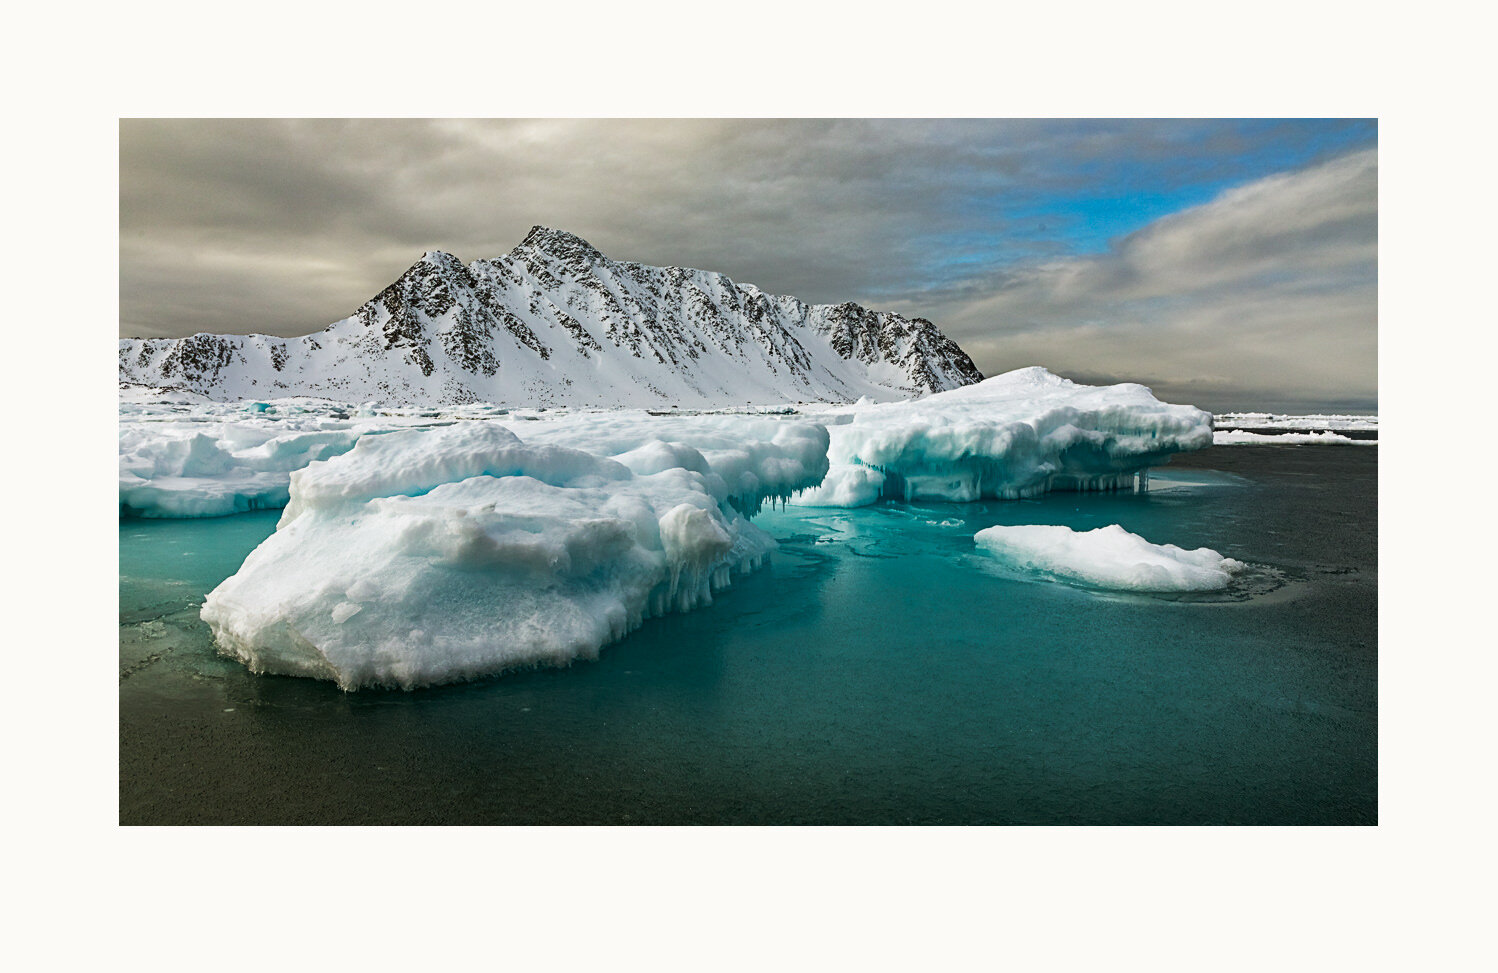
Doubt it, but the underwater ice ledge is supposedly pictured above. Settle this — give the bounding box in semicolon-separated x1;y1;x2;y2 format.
201;421;826;690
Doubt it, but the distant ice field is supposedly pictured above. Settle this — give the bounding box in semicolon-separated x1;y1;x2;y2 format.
1212;411;1378;445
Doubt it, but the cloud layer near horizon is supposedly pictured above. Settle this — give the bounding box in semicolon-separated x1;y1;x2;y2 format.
899;148;1377;411
120;119;1376;411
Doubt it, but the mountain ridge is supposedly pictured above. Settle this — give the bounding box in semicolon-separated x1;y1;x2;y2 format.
119;226;984;407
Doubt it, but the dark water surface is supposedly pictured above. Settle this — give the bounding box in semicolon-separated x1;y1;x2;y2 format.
119;446;1376;825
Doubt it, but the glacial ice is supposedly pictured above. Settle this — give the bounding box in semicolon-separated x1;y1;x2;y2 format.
974;523;1244;592
793;367;1213;507
200;420;818;689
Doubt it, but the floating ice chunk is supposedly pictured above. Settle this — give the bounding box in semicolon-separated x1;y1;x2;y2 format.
804;367;1212;506
201;422;799;689
974;523;1244;592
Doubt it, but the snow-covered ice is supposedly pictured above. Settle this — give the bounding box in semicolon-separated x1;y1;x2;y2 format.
1212;412;1377;446
501;412;830;514
201;420;820;689
793;367;1212;506
117;390;454;518
791;463;887;507
119;390;832;519
120;367;1236;688
119;398;368;517
1214;412;1377;432
974;523;1244;592
1214;429;1376;446
121;369;1211;520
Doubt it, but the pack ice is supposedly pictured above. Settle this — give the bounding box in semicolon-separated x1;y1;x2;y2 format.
974;523;1243;592
201;419;829;689
793;367;1213;507
125;366;1220;688
117;389;442;517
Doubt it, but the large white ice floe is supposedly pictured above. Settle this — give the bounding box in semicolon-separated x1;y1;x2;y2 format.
974;523;1244;592
792;367;1213;507
201;419;825;689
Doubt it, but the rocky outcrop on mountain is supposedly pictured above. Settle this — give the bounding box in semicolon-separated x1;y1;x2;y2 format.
119;227;984;407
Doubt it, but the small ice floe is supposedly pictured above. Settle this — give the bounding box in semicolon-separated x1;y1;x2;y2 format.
974;523;1243;592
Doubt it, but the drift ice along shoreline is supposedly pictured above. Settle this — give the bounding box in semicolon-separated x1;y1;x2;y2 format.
121;367;1219;688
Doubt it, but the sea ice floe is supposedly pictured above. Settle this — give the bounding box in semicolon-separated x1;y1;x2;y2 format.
792;367;1212;507
1214;412;1377;432
130;369;1231;686
119;391;832;519
973;523;1244;592
201;420;820;689
117;394;431;518
1213;430;1375;445
122;368;1210;519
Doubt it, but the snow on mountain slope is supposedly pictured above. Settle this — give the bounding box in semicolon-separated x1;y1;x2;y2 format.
119;227;983;407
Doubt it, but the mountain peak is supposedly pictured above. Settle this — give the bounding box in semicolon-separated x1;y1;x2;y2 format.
121;228;985;406
516;226;605;263
415;249;468;273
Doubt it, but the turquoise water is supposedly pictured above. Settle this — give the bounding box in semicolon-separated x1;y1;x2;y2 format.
119;447;1376;824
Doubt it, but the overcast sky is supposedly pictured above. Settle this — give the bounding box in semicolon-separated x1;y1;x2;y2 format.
120;118;1376;412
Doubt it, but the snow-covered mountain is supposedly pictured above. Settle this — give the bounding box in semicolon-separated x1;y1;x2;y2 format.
119;226;983;407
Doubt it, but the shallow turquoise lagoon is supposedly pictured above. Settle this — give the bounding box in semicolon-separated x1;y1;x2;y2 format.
119;446;1376;824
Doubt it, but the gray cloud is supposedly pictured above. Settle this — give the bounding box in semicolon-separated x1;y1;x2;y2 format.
900;149;1378;412
120;119;1375;411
